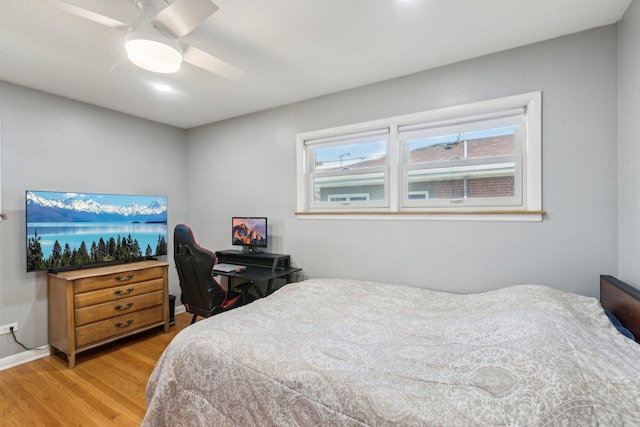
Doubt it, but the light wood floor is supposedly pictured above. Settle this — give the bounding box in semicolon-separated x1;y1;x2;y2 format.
0;312;192;426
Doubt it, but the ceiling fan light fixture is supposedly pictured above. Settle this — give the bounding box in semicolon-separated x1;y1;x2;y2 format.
125;31;183;74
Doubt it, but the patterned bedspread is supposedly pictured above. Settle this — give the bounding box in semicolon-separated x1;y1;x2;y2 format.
143;279;640;426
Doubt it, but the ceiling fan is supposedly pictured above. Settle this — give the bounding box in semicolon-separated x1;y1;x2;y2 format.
50;0;244;81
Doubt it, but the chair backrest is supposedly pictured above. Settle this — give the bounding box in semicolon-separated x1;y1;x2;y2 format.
174;224;227;315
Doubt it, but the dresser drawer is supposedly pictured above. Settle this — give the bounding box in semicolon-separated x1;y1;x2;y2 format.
75;290;165;327
75;305;165;348
75;278;165;309
75;266;165;293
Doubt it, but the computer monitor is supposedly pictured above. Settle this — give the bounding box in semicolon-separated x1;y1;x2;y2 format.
232;217;267;252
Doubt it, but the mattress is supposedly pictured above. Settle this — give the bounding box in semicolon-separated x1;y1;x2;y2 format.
143;279;640;426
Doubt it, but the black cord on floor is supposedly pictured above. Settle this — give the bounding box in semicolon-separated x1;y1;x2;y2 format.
9;326;36;351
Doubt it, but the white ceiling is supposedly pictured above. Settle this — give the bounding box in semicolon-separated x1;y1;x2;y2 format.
0;0;632;129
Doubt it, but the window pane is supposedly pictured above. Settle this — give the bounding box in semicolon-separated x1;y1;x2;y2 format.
314;139;386;171
408;175;515;199
408;126;515;164
405;126;517;201
312;172;385;202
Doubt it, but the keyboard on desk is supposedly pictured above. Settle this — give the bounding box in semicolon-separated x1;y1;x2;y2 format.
213;263;246;273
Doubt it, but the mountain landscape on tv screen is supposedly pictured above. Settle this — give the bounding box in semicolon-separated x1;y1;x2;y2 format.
26;191;168;272
26;191;167;223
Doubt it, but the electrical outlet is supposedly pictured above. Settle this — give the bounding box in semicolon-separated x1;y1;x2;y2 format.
0;322;18;335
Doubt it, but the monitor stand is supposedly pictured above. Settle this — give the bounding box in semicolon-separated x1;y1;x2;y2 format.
242;246;263;254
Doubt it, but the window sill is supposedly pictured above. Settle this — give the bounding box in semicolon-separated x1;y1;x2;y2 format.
295;210;546;222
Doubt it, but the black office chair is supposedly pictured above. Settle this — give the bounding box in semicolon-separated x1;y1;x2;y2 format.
174;224;245;324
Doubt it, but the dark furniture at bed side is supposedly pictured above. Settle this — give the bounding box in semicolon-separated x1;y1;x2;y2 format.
216;250;302;298
600;275;640;343
174;224;247;324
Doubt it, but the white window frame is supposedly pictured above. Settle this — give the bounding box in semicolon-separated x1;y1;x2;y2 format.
296;92;542;221
399;111;523;210
301;129;391;211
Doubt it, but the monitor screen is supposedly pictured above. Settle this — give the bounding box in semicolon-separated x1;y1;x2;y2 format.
232;217;267;249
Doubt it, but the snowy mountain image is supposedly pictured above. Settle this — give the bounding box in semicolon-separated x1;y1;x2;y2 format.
27;191;167;223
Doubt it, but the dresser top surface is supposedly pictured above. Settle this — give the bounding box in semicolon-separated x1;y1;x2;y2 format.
48;260;168;280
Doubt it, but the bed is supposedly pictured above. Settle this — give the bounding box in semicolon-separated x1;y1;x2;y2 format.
143;276;640;426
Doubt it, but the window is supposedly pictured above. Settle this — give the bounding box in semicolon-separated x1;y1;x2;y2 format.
399;114;522;209
303;129;390;210
296;92;542;221
408;191;429;200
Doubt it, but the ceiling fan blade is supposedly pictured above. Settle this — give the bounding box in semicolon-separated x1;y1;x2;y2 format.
183;45;244;82
109;52;128;72
152;0;219;38
48;0;129;30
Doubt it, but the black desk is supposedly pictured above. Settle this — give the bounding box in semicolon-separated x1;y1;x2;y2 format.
214;250;302;299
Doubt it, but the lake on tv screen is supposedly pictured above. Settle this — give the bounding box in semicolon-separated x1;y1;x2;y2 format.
28;222;168;258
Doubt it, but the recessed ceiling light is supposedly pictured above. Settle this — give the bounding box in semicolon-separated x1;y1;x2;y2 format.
153;83;172;92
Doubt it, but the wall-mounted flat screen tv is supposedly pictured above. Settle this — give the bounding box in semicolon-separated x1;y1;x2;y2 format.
26;191;168;272
232;216;267;253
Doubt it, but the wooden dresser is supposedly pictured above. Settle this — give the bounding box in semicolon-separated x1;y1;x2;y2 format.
48;260;170;368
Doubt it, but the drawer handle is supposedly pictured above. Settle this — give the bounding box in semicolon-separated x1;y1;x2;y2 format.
114;288;135;296
114;274;134;282
115;319;134;329
114;302;135;311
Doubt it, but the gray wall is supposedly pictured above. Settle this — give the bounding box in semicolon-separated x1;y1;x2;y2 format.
618;1;640;288
0;81;187;359
187;25;619;298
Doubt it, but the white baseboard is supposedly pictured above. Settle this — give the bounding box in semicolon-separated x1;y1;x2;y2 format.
0;346;50;372
1;306;187;372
